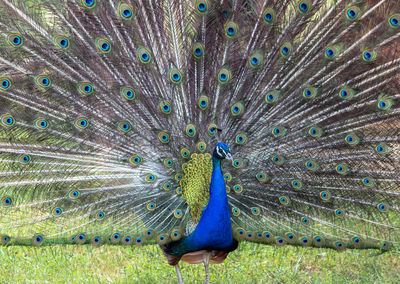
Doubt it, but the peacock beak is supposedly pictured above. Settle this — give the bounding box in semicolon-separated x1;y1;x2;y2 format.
226;153;233;161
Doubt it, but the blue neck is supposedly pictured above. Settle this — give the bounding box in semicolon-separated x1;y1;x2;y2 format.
184;156;233;251
210;158;227;200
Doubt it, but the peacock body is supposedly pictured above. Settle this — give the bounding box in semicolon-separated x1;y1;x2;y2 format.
0;0;399;282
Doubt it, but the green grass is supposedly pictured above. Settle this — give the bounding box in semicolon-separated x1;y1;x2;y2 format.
0;242;398;283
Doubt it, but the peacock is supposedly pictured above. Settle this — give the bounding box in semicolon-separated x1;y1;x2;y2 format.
0;0;399;283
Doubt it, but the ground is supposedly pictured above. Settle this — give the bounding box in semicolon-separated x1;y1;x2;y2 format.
0;242;398;283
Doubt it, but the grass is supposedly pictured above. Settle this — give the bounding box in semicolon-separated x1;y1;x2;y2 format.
0;242;398;283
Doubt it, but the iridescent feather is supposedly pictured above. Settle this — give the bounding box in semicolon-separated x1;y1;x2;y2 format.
0;0;399;283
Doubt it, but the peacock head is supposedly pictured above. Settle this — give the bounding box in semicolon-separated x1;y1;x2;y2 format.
213;142;233;161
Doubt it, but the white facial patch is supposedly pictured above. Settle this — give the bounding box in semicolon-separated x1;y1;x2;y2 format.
216;146;227;158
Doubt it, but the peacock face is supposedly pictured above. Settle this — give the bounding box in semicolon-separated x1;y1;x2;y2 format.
213;142;233;160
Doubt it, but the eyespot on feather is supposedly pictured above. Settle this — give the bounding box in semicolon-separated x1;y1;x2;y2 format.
224;21;239;38
118;3;134;20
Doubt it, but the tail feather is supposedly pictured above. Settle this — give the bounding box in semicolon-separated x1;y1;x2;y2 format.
0;0;398;250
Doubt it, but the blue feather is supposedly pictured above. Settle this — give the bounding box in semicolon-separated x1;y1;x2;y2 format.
164;143;234;257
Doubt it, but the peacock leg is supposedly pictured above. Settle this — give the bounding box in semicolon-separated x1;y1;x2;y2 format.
175;264;184;284
203;251;211;284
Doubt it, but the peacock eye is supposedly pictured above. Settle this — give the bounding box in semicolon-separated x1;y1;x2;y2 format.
377;94;394;111
233;184;243;193
265;89;280;104
195;0;209;13
377;203;387;212
13;36;21;45
192;42;205;59
123;9;131;17
375;142;389;155
146;202;156;211
208;124;218;136
180;148;190;158
141;53;149;61
320;191;331;201
271;155;285;166
224;22;238;38
19;154;32;165
198;94;209;110
235;133;247;145
51;207;63;216
362;49;376;63
129;154;142;166
291;180;303;189
144;173;156;183
232;208;240;216
74;117;89;130
218;68;231;84
280;41;293;58
174;209;183;218
54;35;70;49
185;124;196;137
346;6;361;21
82;0;95;8
8;33;23;47
68;189;80;199
231;102;244;116
78;82;94;96
297;1;311;13
120;86;136;101
119;3;134;20
249;51;263;68
158;131;170;143
279;196;290;205
388;14;399;28
33;234;45;246
34;118;49;130
35;75;52;88
263;7;276;24
169;68;182;84
251;207;260;215
1;78;11;90
159;100;172;114
137;46;152;64
1;114;15;127
363;51;371;60
2;196;13;207
272;126;287;137
335;163;349;175
302;86;318;99
345;133;359;146
96;38;111;53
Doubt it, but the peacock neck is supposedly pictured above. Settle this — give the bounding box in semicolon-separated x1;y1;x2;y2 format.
210;157;226;197
164;154;234;256
179;155;233;252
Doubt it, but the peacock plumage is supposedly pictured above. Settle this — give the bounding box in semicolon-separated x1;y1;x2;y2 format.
0;0;399;282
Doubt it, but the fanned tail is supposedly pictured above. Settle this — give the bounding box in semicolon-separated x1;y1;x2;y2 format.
0;0;398;251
